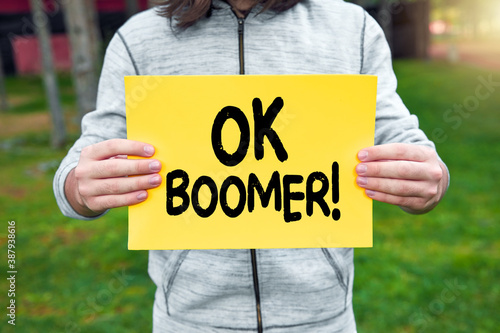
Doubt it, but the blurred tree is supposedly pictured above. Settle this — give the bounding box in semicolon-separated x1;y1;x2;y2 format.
347;0;430;58
0;51;7;111
62;0;101;121
126;0;140;18
432;0;498;37
29;0;66;148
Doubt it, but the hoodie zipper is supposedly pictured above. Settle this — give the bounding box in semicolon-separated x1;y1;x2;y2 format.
234;13;263;332
237;18;245;74
234;12;262;331
251;249;263;333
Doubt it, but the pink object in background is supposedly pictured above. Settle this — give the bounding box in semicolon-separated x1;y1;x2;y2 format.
11;34;71;75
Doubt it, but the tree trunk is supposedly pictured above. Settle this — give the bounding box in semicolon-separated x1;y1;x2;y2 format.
125;0;140;18
29;0;66;148
62;0;101;122
0;51;8;111
414;0;430;59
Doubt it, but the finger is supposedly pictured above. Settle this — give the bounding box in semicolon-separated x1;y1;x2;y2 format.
81;139;155;161
110;155;128;159
356;176;438;198
358;143;434;162
356;160;437;181
84;190;150;212
363;189;430;211
79;174;162;197
81;158;162;179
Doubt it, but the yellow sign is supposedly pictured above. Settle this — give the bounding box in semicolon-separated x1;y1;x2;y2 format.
125;75;376;250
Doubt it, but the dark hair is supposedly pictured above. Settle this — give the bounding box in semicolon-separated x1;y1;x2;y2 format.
154;0;302;29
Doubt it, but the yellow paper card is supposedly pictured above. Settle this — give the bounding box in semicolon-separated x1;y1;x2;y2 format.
125;75;376;250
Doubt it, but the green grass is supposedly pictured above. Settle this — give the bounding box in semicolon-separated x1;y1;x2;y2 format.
354;60;500;332
0;131;154;332
3;74;76;114
0;60;499;332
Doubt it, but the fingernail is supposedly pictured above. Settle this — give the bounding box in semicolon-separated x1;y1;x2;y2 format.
357;177;367;186
356;164;367;175
358;150;368;161
137;192;147;201
366;190;376;198
149;174;162;186
144;145;155;156
149;161;161;172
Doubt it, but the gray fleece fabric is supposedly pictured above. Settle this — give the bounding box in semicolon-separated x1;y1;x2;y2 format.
54;0;445;332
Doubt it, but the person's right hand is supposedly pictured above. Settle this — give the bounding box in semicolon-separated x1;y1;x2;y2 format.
65;139;162;217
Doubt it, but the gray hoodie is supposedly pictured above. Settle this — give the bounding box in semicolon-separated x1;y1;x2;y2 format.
54;1;444;331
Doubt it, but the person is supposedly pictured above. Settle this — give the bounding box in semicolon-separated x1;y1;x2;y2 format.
54;0;449;331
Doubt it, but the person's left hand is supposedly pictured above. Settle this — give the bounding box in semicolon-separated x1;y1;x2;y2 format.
355;143;448;214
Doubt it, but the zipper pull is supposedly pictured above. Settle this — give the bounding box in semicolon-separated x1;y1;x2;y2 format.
238;18;244;35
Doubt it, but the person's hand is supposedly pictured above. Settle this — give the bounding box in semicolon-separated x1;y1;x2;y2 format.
65;139;162;217
355;143;448;214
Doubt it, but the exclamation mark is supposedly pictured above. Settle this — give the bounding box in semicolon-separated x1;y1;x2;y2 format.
332;162;341;221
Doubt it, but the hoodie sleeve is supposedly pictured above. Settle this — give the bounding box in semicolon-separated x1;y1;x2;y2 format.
53;31;137;220
360;11;449;184
361;13;432;147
